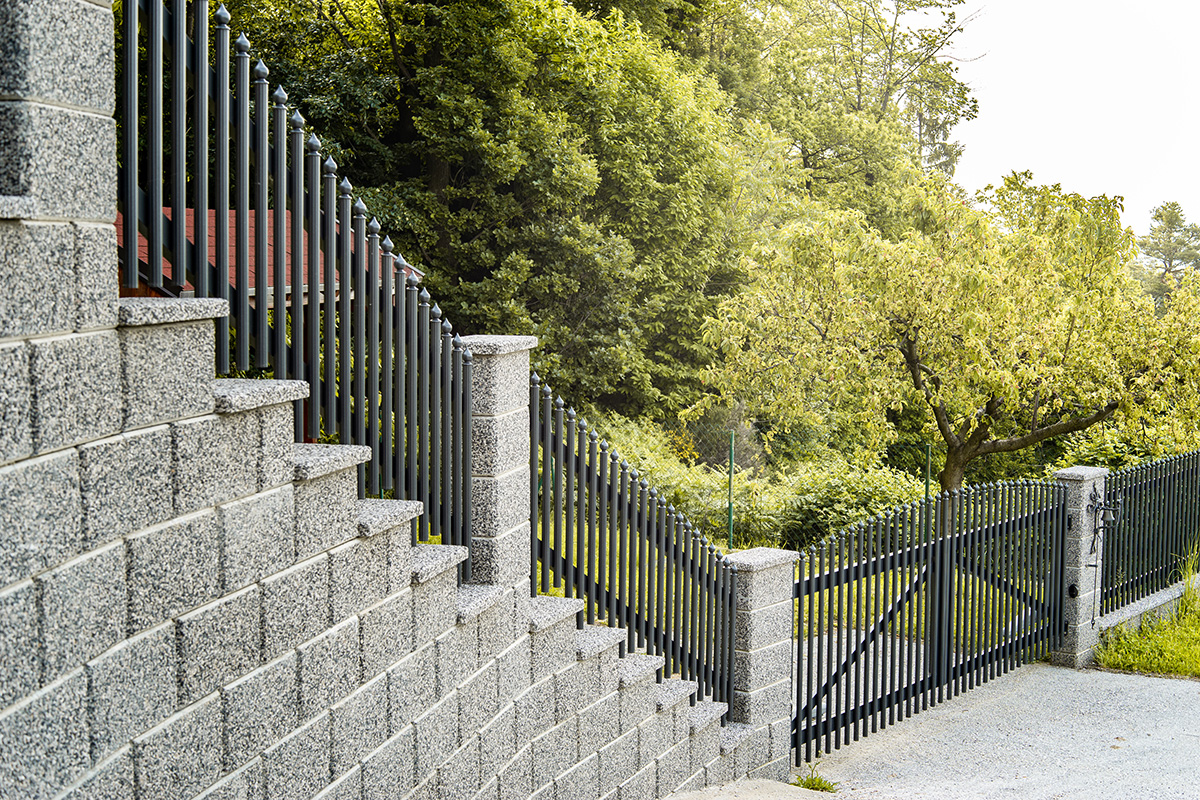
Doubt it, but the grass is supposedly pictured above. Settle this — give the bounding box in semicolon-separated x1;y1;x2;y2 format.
794;761;838;792
1095;550;1200;679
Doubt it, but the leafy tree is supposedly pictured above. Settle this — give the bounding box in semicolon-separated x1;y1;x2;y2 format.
1139;201;1200;283
225;0;737;414
703;174;1200;490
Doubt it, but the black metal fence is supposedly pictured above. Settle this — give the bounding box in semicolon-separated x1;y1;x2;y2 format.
529;375;736;716
117;0;473;566
1102;453;1200;616
793;481;1067;762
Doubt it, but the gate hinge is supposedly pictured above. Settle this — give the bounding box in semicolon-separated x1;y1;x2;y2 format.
1066;515;1073;530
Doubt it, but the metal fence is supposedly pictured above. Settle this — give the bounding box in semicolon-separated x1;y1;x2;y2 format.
1102;453;1200;616
529;375;736;716
117;0;473;566
793;480;1067;762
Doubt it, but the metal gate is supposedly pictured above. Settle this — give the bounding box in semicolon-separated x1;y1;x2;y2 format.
793;481;1068;762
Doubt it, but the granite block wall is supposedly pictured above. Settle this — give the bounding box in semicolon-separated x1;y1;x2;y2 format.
0;4;794;796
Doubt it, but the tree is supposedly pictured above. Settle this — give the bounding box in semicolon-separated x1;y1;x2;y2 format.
1139;201;1200;283
702;174;1200;490
225;0;737;415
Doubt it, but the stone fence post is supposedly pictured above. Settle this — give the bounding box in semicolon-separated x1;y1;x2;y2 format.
724;547;798;780
1052;466;1109;668
459;335;538;603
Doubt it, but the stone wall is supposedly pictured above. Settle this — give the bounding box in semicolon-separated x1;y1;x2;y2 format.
0;2;796;797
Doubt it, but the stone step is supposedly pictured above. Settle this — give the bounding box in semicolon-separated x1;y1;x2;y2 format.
575;625;625;661
685;699;727;734
291;443;371;561
456;583;507;625
529;596;585;634
357;498;423;538
655;677;697;713
116;297;228;430
411;543;468;585
292;442;372;483
357;498;422;581
616;653;663;689
529;596;586;683
211;378;308;414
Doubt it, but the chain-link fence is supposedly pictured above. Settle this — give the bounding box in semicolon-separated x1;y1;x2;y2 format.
593;406;934;552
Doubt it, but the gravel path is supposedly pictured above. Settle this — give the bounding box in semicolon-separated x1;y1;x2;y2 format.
809;663;1200;799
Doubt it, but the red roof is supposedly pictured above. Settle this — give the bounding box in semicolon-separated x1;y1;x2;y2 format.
115;208;422;299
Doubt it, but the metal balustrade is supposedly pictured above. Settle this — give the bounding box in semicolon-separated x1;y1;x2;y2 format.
1103;453;1200;615
529;374;736;719
794;481;1067;761
117;0;472;570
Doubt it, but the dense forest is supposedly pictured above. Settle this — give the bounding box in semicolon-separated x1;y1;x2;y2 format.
225;0;1200;546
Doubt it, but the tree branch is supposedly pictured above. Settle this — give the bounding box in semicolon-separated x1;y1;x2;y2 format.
976;400;1120;456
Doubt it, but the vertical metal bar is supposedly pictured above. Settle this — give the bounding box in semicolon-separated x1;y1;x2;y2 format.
352;201;368;491
192;0;210;297
461;349;474;579
804;548;815;759
213;8;231;372
448;337;461;545
871;516;882;732
640;482;652;650
429;305;443;534
121;0;139;289
587;430;599;623
381;239;396;494
170;0;187;286
392;258;407;497
289;112;307;434
233;35;251;370
851;524;862;740
407;278;419;506
440;319;453;537
620;468;632;652
147;0;164;288
577;421;589;607
669;511;681;677
306;137;323;440
597;439;610;619
530;375;541;597
253;62;269;367
270;88;288;371
564;411;577;597
647;489;659;665
608;452;619;624
322;159;337;437
553;399;566;587
725;560;736;723
416;290;430;538
539;386;553;592
337;180;353;441
366;218;381;495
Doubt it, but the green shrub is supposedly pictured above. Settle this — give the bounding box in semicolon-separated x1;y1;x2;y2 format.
594;414;924;551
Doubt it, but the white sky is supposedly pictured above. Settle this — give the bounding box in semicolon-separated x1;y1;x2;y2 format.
948;1;1200;235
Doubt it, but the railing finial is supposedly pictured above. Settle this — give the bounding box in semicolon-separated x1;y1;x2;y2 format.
324;156;338;175
215;4;231;24
368;216;381;235
234;32;250;52
253;59;269;80
272;85;288;104
307;133;321;152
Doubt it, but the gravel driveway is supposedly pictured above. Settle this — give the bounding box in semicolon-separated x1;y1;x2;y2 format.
809;662;1200;799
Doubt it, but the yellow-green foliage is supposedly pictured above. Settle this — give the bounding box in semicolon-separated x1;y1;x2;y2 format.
1096;550;1200;678
595;414;923;550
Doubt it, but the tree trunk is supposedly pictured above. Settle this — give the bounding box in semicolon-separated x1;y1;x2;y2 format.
938;446;970;492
